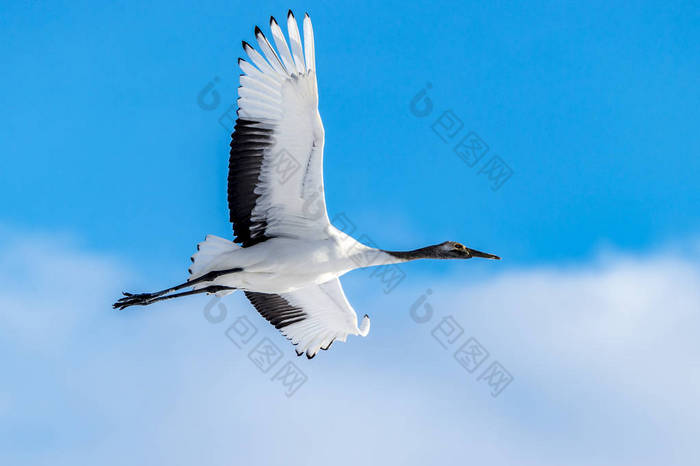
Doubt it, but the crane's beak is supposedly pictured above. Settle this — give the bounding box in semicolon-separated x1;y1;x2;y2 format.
467;248;501;260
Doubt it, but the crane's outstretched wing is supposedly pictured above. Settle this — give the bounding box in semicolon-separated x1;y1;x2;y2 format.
245;279;370;359
229;11;329;247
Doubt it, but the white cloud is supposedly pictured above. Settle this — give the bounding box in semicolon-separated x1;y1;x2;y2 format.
1;229;698;466
415;250;700;464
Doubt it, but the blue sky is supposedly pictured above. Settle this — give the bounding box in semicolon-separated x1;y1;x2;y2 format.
1;1;699;465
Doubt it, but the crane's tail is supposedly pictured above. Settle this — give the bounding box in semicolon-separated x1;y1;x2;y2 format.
189;235;241;296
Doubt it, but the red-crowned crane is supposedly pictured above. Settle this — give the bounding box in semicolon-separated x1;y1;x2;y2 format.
114;11;500;358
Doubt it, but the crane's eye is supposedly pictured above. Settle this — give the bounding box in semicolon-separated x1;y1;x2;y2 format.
455;243;465;249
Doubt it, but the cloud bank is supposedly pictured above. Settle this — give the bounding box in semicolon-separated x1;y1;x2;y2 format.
1;229;698;466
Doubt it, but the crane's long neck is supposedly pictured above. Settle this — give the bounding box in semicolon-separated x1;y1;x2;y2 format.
380;246;442;262
350;245;439;269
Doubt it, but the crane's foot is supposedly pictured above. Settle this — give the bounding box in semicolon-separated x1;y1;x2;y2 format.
113;292;156;310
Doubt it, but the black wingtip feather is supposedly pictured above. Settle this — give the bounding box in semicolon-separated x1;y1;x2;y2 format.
287;9;294;19
255;26;267;40
270;16;277;25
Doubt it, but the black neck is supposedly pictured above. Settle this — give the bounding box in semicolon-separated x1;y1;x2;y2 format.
381;244;443;261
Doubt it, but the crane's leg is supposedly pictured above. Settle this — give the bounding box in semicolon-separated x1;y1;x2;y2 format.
114;267;242;309
114;285;235;310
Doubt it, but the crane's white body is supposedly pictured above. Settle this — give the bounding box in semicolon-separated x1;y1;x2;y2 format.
190;228;396;295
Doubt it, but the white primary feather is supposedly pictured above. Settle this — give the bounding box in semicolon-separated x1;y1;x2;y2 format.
254;27;287;75
269;17;296;74
286;11;306;74
303;14;315;72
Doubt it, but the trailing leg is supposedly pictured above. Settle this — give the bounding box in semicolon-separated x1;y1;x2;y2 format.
113;285;235;310
125;267;241;299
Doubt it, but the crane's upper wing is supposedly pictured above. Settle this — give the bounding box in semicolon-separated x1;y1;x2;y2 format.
245;279;370;359
229;11;329;247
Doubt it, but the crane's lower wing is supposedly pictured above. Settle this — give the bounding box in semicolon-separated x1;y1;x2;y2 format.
229;12;329;247
245;279;370;359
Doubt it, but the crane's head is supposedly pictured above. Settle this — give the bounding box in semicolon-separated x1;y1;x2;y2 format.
437;241;501;260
